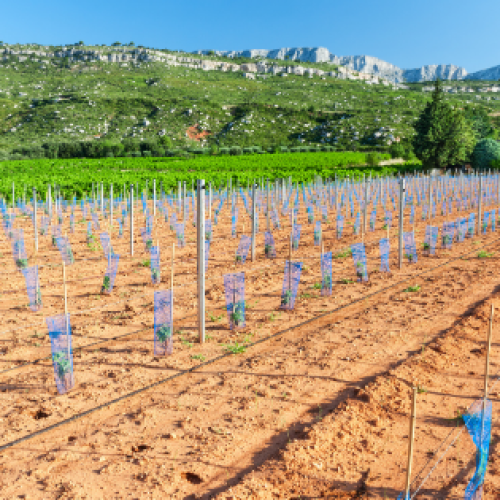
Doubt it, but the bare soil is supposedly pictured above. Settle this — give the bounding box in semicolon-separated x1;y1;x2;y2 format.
1;198;500;499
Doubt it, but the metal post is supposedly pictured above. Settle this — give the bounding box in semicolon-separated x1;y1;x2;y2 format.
197;180;206;343
183;181;187;224
48;184;52;221
208;181;212;219
251;183;257;261
130;184;134;256
153;179;156;216
110;184;113;226
478;173;483;235
399;178;405;270
33;188;38;252
362;180;369;235
266;179;270;231
428;175;433;221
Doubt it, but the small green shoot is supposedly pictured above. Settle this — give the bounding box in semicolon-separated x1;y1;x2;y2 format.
222;342;247;354
191;354;206;362
404;285;421;293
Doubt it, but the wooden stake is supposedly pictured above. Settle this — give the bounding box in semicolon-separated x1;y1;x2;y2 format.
484;303;494;399
405;387;417;498
171;243;175;296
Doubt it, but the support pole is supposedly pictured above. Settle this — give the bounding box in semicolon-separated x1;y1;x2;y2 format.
266;178;270;231
478;173;483;236
110;184;113;228
251;183;257;262
208;181;212;219
130;184;134;257
153;179;156;217
48;184;52;221
197;179;206;343
33;188;38;253
404;387;417;498
399;178;405;270
484;304;494;400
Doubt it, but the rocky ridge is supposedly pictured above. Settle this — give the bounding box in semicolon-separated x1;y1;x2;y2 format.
194;46;496;83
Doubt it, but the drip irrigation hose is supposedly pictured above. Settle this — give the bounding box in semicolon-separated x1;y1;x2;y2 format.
1;232;500;453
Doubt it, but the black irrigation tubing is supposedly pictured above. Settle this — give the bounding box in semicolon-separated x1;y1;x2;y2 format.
2;233;500;453
0;226;494;337
0;310;195;377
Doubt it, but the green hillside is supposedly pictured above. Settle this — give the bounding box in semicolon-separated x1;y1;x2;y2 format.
0;44;499;160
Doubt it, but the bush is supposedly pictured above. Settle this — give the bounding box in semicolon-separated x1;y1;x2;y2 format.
471;139;500;170
219;147;230;155
365;153;380;167
252;146;262;153
279;146;288;153
290;147;300;153
389;142;405;159
142;151;152;157
300;146;310;152
230;146;242;156
105;152;114;158
130;151;142;158
242;147;253;154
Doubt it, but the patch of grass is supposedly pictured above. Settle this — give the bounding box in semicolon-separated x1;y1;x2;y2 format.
191;354;206;362
403;284;421;293
477;250;494;258
334;248;352;260
208;312;223;322
180;337;193;348
312;283;322;290
222;342;247;354
341;278;354;284
140;259;151;267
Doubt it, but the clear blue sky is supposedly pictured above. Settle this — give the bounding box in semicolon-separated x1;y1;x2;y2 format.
1;0;498;73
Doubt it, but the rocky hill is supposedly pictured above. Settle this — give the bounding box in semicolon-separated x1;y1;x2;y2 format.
194;47;493;83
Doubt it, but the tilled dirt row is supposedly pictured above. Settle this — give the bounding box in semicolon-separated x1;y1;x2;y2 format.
1;227;500;498
216;288;500;500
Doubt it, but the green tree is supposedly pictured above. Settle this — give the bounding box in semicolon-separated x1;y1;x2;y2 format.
159;135;172;149
413;79;476;169
471;138;500;170
462;104;493;141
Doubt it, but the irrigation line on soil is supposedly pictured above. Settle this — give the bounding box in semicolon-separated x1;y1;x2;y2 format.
1;233;500;453
0;231;480;339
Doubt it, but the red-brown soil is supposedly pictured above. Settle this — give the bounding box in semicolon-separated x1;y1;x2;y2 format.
0;198;500;499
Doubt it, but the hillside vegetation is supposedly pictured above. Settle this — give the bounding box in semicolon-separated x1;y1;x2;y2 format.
0;44;499;161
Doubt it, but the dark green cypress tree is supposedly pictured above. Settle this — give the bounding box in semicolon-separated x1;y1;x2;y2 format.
413;79;475;169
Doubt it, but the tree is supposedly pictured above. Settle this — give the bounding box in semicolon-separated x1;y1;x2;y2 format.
413;79;476;169
159;135;172;149
112;42;121;47
78;41;84;46
471;138;500;170
463;105;493;140
129;42;135;46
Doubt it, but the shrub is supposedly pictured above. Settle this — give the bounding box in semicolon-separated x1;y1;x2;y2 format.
130;151;142;158
219;147;230;155
290;147;300;153
242;147;253;154
142;151;152;157
389;142;405;159
471;139;500;169
230;146;242;156
366;152;380;167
